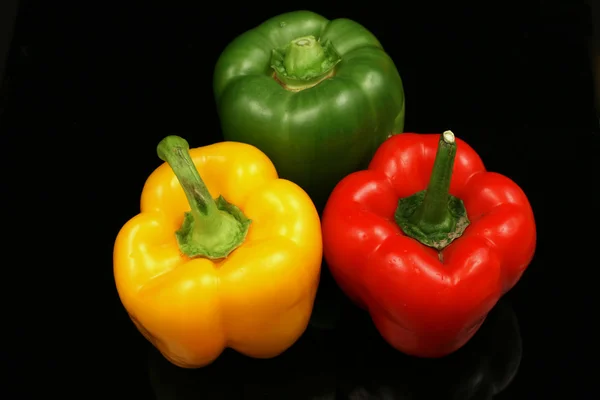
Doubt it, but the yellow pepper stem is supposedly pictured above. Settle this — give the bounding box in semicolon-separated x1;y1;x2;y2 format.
157;136;251;260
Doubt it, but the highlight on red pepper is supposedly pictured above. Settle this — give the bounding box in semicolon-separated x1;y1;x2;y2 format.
321;131;536;358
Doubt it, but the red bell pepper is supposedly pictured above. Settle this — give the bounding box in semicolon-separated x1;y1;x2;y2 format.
322;131;536;358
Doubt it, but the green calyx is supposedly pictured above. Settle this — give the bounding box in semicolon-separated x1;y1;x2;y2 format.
394;131;470;251
156;135;251;260
271;35;341;91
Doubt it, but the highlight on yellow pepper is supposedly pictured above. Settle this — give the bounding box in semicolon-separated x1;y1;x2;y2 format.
113;136;322;368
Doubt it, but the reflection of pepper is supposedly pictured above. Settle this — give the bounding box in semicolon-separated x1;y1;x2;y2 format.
336;299;522;399
114;136;322;368
322;131;536;357
148;327;336;399
213;10;405;211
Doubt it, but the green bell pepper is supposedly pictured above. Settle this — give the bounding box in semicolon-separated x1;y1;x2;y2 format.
213;10;406;211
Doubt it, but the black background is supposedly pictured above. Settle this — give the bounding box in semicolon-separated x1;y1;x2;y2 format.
1;0;599;398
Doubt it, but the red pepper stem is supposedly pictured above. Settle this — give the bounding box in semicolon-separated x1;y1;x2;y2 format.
157;136;251;260
394;131;470;251
412;131;457;228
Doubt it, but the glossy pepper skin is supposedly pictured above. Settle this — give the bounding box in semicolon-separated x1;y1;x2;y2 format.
213;10;405;211
114;136;322;368
322;132;536;358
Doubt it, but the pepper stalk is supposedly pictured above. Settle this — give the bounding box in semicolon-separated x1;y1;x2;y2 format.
270;35;341;91
394;131;470;250
156;136;251;259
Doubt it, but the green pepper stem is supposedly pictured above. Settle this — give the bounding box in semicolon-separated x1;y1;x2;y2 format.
394;131;470;251
283;36;326;77
157;136;251;260
270;35;341;91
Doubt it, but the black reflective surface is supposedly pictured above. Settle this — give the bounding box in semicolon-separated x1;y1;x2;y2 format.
148;293;520;400
2;1;598;398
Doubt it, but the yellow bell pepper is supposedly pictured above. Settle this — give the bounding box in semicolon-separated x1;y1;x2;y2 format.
113;136;322;368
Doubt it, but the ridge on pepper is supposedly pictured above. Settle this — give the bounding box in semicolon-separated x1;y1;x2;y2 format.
114;135;322;368
321;131;536;358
